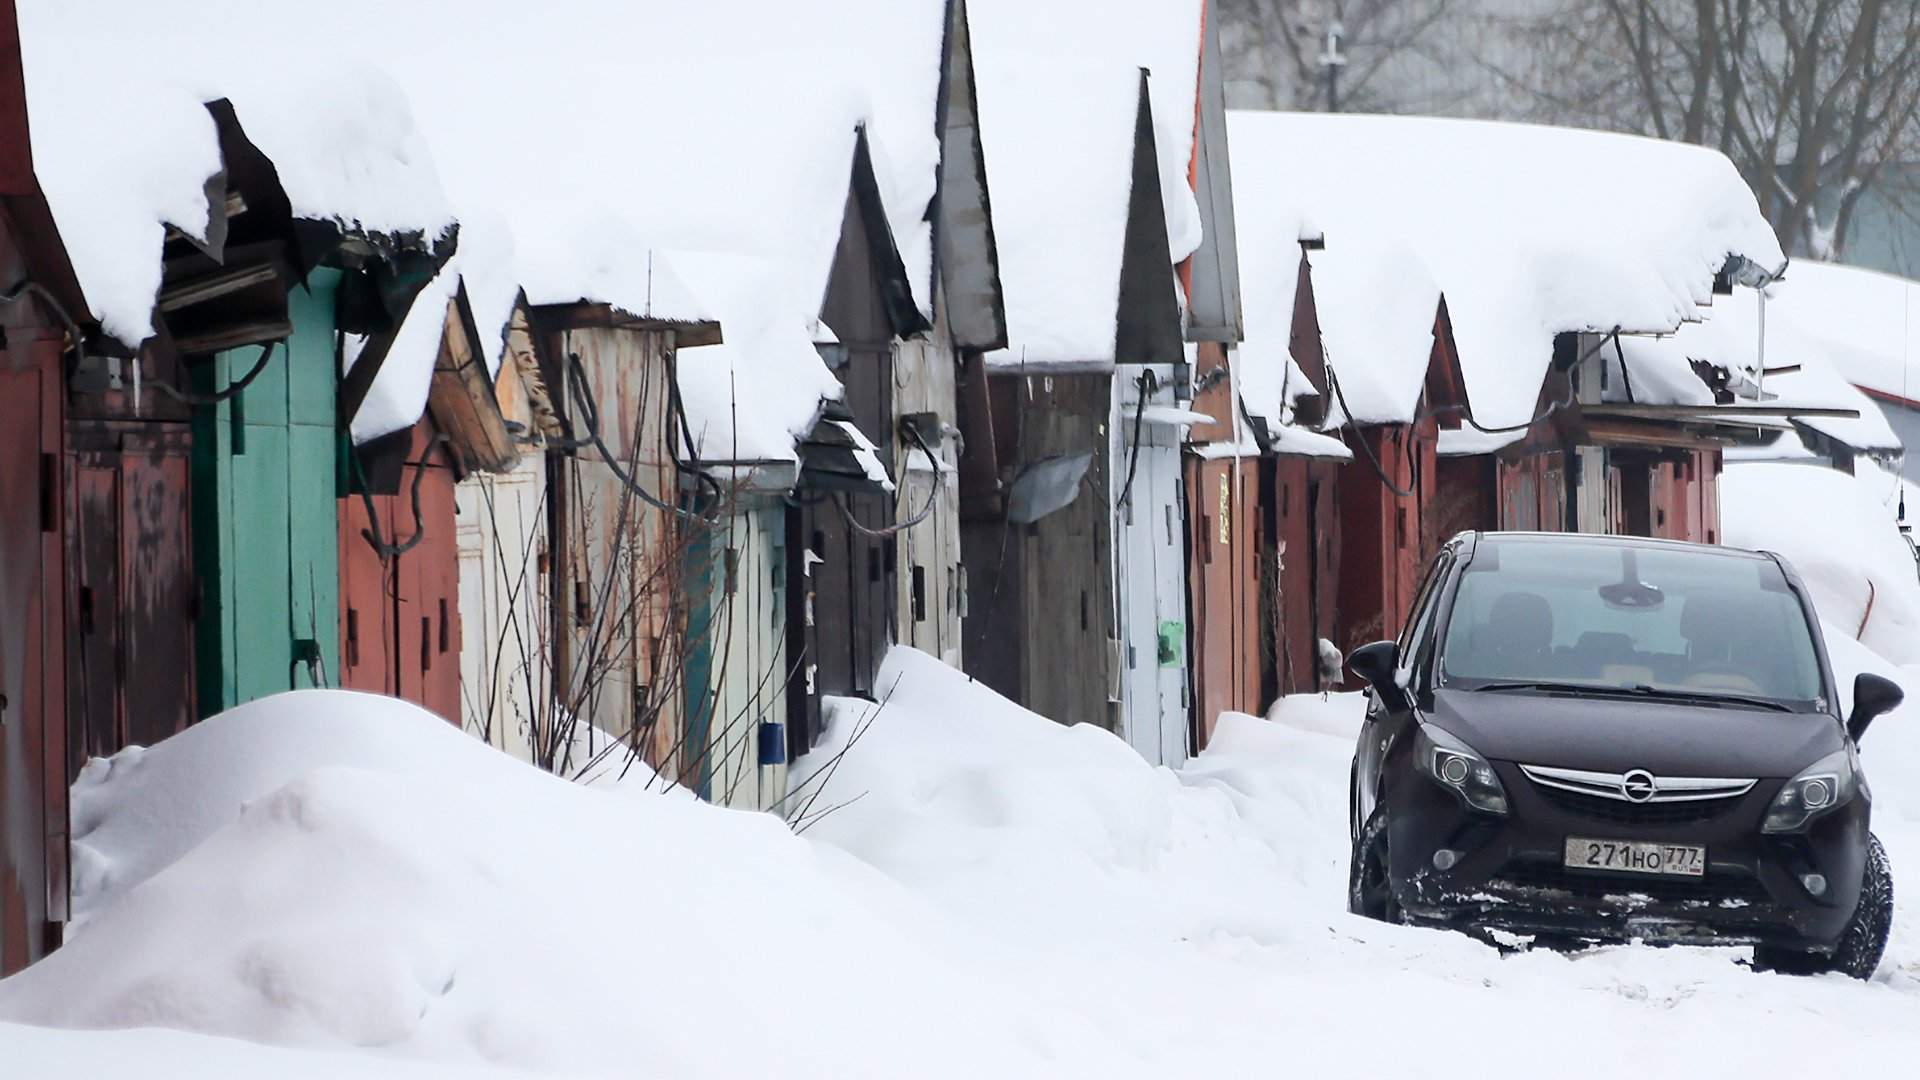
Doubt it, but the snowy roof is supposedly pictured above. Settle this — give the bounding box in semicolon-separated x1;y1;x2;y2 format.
970;0;1204;267
1308;241;1442;426
1761;261;1920;405
1225;110;1785;428
19;5;454;349
969;56;1146;369
24;1;952;456
1616;275;1902;454
969;0;1205;369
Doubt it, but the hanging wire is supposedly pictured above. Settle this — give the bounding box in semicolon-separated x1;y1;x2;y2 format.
830;423;944;538
1115;368;1157;508
353;434;448;561
0;278;89;380
563;349;700;519
148;340;279;405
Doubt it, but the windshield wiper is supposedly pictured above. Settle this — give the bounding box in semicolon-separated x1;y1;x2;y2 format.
1469;680;1794;712
1472;680;1598;695
1620;685;1795;713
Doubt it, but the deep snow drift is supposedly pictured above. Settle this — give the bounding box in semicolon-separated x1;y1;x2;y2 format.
5;647;1920;1077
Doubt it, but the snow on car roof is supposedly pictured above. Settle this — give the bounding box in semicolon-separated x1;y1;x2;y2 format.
1226;109;1785;429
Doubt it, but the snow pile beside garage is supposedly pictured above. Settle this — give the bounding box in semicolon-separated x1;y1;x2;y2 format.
796;648;1341;948
1722;461;1920;664
0;691;1116;1078
1226;110;1783;429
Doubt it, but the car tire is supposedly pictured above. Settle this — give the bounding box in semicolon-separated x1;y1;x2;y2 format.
1754;834;1893;980
1348;806;1403;923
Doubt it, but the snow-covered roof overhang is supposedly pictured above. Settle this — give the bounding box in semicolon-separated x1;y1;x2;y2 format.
1225;110;1786;430
21;6;455;351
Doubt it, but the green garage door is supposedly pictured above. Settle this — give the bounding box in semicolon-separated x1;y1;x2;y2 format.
193;269;343;715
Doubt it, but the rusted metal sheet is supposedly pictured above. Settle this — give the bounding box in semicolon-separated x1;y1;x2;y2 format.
339;421;463;724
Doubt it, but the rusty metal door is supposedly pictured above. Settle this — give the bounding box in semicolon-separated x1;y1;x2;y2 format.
338;424;461;723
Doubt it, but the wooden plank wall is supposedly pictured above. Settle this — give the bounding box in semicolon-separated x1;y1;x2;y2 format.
961;371;1117;731
890;333;963;668
545;326;684;776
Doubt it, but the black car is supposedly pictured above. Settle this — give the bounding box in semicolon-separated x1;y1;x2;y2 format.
1345;531;1903;978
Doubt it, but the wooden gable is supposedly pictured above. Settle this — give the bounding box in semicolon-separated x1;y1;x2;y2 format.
1183;0;1243;345
1113;71;1185;366
425;283;518;477
933;0;1007;352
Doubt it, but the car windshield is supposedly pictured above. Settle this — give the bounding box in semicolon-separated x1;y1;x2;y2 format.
1439;538;1826;710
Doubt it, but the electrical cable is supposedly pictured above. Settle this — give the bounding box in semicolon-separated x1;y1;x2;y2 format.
829;423;944;538
0;278;89;380
149;340;279;405
1325;363;1415;498
1115;368;1156;509
354;435;447;561
564;350;699;520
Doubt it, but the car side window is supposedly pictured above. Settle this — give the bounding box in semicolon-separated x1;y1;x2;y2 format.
1397;552;1453;668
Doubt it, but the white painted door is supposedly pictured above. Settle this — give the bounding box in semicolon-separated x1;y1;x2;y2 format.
1115;406;1192;767
454;459;547;764
704;504;789;810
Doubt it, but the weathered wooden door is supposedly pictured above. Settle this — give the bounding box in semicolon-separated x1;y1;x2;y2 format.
0;339;67;974
193;269;341;714
67;427;196;762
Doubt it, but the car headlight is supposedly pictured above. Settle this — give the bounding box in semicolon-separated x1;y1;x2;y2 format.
1763;748;1859;834
1414;725;1509;815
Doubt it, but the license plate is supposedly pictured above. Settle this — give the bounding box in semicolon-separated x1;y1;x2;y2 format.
1563;837;1705;877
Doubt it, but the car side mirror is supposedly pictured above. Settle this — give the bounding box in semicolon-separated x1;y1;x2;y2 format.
1347;640;1400;695
1848;672;1904;743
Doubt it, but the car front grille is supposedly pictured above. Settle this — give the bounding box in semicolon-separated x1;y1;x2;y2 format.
1532;784;1746;826
1492;860;1772;908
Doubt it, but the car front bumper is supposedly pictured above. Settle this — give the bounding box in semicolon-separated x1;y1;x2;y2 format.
1385;763;1870;950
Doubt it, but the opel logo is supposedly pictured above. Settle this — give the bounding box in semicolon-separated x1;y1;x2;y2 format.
1621;769;1658;803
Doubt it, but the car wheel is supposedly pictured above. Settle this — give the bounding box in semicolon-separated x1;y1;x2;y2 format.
1754;835;1893;980
1348;807;1403;923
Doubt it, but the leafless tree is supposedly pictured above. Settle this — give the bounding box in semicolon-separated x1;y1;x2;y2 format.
1219;0;1465;111
1494;0;1920;258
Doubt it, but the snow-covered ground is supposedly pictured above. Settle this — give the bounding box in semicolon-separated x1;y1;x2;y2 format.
5;623;1920;1076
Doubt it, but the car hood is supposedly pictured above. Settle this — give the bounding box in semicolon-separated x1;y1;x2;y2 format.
1425;688;1844;778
